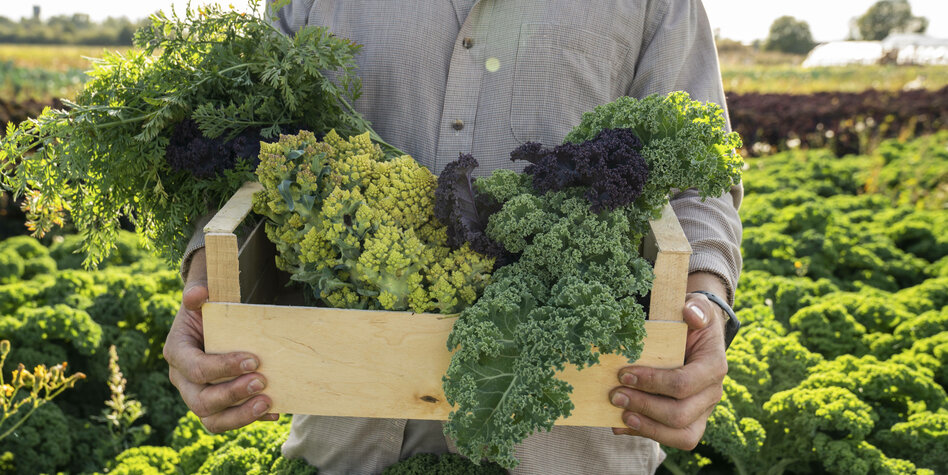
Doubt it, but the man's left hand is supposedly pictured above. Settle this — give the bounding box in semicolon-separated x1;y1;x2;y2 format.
609;273;729;450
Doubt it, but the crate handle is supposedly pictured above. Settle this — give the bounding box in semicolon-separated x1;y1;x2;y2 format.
205;182;263;303
646;201;692;323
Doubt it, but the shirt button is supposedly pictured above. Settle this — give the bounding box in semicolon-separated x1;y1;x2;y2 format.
462;37;474;49
452;119;464;131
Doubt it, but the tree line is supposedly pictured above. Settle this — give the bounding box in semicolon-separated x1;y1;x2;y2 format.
763;0;929;55
0;14;150;46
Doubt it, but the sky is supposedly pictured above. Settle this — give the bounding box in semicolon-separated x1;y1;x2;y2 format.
6;0;948;44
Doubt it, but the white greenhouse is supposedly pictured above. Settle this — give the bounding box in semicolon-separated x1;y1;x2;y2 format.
802;34;948;67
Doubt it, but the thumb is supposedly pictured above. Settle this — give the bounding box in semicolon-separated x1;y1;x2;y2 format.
183;279;209;312
683;293;717;331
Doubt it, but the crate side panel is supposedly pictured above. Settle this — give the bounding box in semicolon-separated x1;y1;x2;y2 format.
203;303;456;420
203;303;686;426
555;320;687;426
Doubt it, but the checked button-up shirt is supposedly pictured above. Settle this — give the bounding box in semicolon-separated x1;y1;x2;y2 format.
189;0;744;473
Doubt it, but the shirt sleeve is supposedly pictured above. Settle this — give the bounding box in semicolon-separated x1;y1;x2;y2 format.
178;211;216;282
627;0;743;303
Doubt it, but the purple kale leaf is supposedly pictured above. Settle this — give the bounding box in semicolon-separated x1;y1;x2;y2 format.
511;128;649;212
435;153;509;262
165;120;308;179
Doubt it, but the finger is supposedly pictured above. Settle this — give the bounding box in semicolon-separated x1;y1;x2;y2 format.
167;344;260;385
199;395;274;434
615;405;714;450
182;279;209;312
177;371;268;418
258;413;280;422
617;355;727;400
610;384;722;430
683;293;719;331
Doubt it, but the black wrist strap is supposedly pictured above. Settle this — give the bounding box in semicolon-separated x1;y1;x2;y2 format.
689;290;741;350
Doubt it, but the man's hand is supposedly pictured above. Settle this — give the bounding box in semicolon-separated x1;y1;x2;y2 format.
163;248;278;433
609;272;729;449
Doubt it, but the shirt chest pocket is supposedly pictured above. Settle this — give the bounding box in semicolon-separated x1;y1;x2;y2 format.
510;23;620;146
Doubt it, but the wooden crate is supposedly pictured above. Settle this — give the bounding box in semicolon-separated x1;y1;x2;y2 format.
203;182;690;427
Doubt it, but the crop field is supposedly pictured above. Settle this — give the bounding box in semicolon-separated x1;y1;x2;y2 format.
721;64;948;94
0;42;946;474
0;45;130;103
1;132;944;473
0;44;131;70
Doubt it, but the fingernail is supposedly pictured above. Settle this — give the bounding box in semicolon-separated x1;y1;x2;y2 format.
621;373;637;386
241;358;258;372
611;392;629;408
247;379;264;394
689;304;707;324
625;413;641;430
253;400;269;417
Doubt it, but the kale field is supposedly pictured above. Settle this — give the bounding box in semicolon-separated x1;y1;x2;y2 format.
0;43;946;474
660;132;948;475
0;131;943;473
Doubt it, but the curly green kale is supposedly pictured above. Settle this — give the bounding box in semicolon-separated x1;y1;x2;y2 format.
874;411;948;473
564;91;743;222
382;453;507;474
441;92;745;468
107;446;179;475
0;248;23;284
253;130;493;313
0;305;102;364
443;188;651;468
798;355;947;430
789;302;870;359
109;412;316;475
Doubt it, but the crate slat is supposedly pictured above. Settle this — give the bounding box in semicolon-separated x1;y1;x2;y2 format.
203;302;687;426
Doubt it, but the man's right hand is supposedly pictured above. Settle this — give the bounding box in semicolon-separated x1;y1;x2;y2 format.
163;248;278;433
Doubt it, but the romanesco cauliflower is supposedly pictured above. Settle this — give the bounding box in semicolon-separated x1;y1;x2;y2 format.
253;130;493;313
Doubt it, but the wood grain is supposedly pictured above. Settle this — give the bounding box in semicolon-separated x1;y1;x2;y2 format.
205;233;240;303
204;181;263;234
203;302;687;426
647;201;692;322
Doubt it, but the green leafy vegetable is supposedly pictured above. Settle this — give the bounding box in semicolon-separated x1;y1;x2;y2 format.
443;92;743;468
0;1;392;267
565;91;744;220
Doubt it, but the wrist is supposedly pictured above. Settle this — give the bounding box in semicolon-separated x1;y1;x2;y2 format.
689;289;741;349
687;272;727;321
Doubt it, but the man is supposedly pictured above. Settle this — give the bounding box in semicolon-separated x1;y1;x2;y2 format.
163;0;742;473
